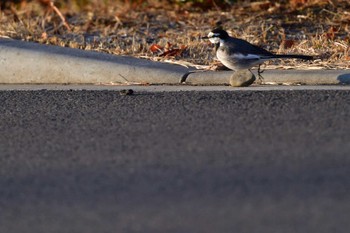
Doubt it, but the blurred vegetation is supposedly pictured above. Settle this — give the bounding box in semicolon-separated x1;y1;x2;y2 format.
1;0;349;69
0;0;331;10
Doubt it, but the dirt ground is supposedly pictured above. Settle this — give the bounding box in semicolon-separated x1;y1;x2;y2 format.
1;0;349;70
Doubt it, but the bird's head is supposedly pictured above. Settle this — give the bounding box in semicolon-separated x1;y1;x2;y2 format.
204;28;230;44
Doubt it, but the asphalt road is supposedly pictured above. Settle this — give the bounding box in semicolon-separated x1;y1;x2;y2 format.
1;88;350;233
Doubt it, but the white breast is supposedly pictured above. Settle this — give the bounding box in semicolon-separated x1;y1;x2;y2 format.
216;44;264;70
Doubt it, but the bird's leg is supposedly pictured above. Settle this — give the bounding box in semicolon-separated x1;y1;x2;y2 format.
257;64;265;84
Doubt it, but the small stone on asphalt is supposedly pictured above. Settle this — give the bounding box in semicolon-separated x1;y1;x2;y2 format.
119;89;134;95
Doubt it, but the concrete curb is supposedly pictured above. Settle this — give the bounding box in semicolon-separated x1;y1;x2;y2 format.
184;70;350;85
1;39;349;85
2;84;350;92
0;39;194;84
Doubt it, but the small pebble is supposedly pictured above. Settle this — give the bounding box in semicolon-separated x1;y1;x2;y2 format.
119;89;134;96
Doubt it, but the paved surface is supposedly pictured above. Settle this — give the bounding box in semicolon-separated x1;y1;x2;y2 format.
1;88;350;233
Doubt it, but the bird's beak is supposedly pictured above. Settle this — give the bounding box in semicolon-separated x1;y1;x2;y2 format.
201;36;209;39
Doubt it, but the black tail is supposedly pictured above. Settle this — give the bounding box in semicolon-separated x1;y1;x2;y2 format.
272;54;313;60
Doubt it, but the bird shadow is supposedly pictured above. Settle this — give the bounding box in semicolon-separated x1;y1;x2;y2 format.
337;73;350;84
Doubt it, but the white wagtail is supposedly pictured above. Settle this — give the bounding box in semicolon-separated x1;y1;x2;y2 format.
203;28;313;78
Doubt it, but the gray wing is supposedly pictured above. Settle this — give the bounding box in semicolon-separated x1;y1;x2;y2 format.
225;38;274;57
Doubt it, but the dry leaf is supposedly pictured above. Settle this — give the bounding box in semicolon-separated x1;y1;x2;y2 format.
160;46;187;57
283;39;295;49
250;1;272;11
149;44;163;53
41;32;48;40
160;48;182;57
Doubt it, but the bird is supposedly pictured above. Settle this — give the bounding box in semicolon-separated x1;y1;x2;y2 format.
203;28;313;79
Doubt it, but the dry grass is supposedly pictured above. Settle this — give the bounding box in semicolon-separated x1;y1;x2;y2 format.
0;0;349;70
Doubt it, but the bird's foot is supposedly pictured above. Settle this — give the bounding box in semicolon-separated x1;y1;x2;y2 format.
257;64;265;84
